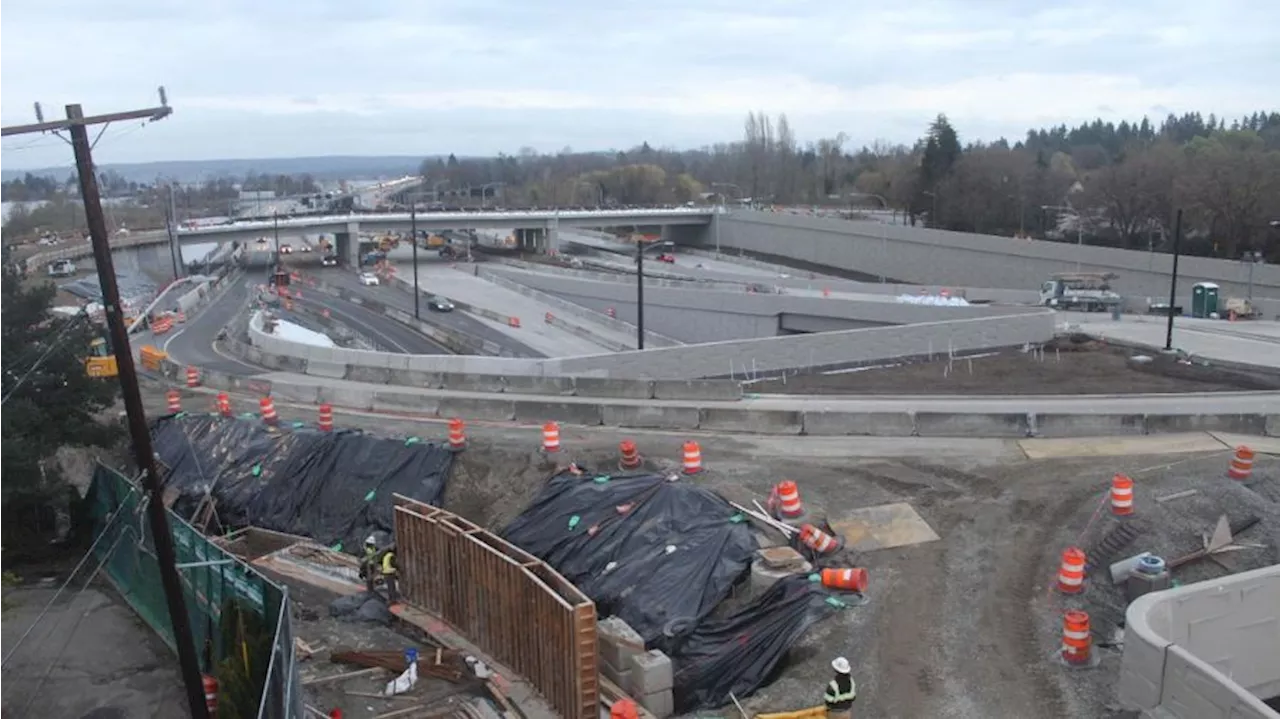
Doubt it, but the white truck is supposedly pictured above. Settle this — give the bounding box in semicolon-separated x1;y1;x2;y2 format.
47;259;77;278
1039;272;1122;312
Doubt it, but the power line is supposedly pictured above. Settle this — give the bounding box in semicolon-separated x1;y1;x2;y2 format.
1;93;210;719
1;311;90;407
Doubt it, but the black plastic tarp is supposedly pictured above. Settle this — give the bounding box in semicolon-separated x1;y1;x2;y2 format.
501;470;756;650
670;575;838;712
152;414;452;552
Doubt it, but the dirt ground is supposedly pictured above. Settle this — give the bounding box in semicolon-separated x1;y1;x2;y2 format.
748;337;1280;395
108;385;1280;718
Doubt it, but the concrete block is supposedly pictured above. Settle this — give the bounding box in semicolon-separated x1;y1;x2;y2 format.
652;379;741;401
439;372;509;394
602;405;700;430
627;650;673;695
388;369;442;388
750;562;803;595
802;411;915;437
305;360;349;379
914;412;1030;438
436;397;516;422
372;390;439;415
638;689;674;719
316;384;376;411
1143;413;1268;435
572;376;654;399
345;365;393;384
268;382;320;404
513;400;603;426
1031;413;1146;438
1268;415;1280;438
698;408;804;435
599;659;632;695
500;374;573;396
597;616;645;671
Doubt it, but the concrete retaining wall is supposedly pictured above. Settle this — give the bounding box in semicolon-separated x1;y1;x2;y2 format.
1120;564;1280;718
712;211;1280;308
21;230;168;272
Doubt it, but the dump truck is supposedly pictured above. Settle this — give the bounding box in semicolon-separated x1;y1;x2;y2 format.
1039;272;1122;312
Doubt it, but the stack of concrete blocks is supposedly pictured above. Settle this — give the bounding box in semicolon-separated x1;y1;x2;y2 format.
750;546;812;594
597;616;675;719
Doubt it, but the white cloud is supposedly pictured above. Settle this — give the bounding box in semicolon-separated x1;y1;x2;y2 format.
2;0;1277;168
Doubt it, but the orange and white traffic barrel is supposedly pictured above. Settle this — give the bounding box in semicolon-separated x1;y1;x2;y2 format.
681;441;703;474
448;418;466;451
166;389;181;414
215;392;231;417
772;480;804;519
1057;547;1086;594
820;567;868;593
260;396;279;426
185;366;200;388
1228;446;1254;480
799;524;839;554
618;440;641;469
542;422;561;452
1061;610;1092;666
318;403;333;432
1110;474;1134;516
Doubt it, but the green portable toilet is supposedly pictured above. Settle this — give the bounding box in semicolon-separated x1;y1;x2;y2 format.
1191;282;1220;318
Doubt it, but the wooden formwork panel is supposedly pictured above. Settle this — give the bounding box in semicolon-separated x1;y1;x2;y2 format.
393;495;598;719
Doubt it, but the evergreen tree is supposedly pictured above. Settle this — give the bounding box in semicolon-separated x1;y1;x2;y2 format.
2;266;120;541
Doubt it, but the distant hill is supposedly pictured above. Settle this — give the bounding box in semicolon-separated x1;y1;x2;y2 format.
2;155;433;184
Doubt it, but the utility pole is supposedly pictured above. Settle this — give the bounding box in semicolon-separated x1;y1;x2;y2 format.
1164;209;1183;352
165;183;181;279
635;240;645;350
272;210;281;264
411;200;420;319
2;95;210;719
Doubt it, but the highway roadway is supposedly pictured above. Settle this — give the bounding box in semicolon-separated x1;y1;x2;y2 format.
311;268;545;358
291;290;451;355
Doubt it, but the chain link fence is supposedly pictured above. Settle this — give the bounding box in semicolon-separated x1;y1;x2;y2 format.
85;463;301;718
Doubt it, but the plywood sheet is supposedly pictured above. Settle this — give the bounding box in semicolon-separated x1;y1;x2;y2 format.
829;502;939;552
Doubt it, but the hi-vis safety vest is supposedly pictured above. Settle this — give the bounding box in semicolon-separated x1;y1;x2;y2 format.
824;675;856;706
381;552;396;576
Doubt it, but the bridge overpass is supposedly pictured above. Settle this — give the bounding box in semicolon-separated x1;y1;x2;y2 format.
175;207;714;266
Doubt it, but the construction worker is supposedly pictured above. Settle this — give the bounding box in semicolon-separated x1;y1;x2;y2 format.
360;535;379;593
823;657;856;719
380;547;399;603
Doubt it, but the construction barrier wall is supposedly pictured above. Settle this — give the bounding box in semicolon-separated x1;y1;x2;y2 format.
86;464;302;719
392;495;599;719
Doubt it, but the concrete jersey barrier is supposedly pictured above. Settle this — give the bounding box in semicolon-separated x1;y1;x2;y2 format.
162;359;1280;439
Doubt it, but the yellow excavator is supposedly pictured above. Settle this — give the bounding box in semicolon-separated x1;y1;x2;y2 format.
85;336;119;378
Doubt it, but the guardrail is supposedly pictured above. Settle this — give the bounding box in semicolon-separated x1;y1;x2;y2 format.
393;496;598;719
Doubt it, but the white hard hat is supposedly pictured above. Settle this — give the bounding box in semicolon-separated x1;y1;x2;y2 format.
831;657;851;674
365;535;377;545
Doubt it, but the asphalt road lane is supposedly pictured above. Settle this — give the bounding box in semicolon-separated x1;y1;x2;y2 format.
163;274;263;375
294;292;451;355
313;268;544;357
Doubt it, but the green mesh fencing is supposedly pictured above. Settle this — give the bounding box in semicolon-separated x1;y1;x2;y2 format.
85;463;300;718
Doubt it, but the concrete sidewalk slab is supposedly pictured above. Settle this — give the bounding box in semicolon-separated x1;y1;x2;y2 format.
1019;433;1228;459
1208;432;1280;455
830;502;940;552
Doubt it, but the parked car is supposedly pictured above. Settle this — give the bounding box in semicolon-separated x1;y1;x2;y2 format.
321;255;338;267
47;259;76;277
359;272;380;286
427;296;455;312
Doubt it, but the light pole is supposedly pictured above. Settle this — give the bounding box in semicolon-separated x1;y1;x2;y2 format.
1165;209;1184;351
711;183;743;257
272;210;280;264
411;199;420;319
635;239;645;349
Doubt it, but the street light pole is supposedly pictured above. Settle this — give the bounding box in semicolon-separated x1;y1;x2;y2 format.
1164;209;1184;351
272;210;280;265
635;241;645;350
411;200;420;319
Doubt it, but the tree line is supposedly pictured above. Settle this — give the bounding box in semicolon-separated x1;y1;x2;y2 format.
418;110;1280;261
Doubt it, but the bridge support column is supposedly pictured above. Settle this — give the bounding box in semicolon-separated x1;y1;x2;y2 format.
546;218;560;255
336;221;361;267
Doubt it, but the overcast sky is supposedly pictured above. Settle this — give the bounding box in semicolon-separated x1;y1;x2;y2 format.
3;0;1277;169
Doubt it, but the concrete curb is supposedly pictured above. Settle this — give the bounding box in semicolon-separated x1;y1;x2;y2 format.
163;362;1280;439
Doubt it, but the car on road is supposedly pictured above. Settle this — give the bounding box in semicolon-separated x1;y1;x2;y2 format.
359;272;380;286
299;244;312;252
657;253;676;263
321;254;338;267
427;296;455;312
280;244;293;254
